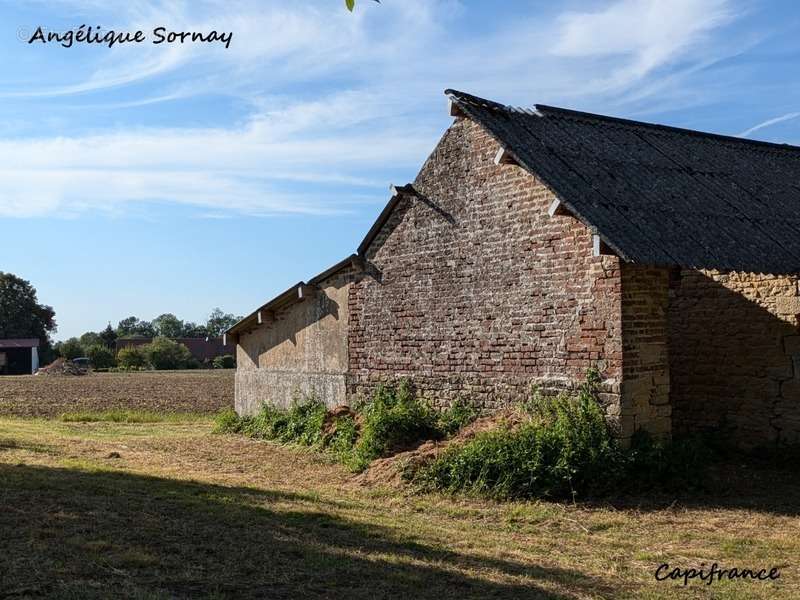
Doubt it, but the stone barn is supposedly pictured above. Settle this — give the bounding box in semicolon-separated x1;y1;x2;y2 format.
227;89;800;448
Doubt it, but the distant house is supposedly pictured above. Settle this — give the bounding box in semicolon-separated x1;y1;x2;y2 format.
227;89;800;449
0;339;39;375
115;337;234;364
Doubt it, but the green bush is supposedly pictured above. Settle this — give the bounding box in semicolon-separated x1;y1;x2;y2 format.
214;380;446;473
213;354;236;369
437;399;480;437
213;408;243;433
142;337;193;370
414;373;623;500
117;346;149;369
86;344;116;369
58;337;84;360
346;380;441;471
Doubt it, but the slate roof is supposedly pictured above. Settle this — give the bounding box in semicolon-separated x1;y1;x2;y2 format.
447;89;800;274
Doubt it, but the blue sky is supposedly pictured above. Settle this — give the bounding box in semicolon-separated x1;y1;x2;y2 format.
2;0;800;340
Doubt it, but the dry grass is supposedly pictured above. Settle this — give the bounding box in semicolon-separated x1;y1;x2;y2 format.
1;416;798;599
0;370;233;418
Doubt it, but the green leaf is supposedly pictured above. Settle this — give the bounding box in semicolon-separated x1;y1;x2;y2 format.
345;0;355;11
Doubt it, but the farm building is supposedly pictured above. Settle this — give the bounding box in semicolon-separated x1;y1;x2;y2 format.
115;337;235;364
227;89;800;448
0;339;40;375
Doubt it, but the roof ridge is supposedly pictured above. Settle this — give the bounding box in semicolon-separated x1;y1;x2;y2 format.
445;89;800;154
535;104;800;154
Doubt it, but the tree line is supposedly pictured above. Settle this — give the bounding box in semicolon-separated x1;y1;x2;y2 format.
1;271;240;368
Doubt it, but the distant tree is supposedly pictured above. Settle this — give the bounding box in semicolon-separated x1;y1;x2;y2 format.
59;337;84;360
182;322;210;338
116;316;139;337
152;313;184;338
117;346;148;369
206;308;241;338
0;272;57;360
79;331;102;348
116;316;156;338
142;337;192;370
99;324;118;348
86;344;116;369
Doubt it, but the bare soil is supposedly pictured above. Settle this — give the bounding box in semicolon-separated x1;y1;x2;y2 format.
0;370;234;417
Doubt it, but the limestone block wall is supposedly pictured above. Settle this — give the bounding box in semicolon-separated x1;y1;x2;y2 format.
619;265;672;441
669;269;800;447
347;117;624;415
235;270;353;416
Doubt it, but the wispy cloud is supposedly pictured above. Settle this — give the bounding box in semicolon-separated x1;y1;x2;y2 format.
0;0;745;219
738;111;800;137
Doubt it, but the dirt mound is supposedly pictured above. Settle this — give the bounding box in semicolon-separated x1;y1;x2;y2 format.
321;405;362;437
353;409;524;487
36;358;87;377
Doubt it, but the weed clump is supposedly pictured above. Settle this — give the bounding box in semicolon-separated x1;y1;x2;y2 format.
413;371;621;499
215;381;476;472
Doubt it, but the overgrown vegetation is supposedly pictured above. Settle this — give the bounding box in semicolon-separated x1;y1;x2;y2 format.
414;371;715;500
216;372;715;498
215;382;479;472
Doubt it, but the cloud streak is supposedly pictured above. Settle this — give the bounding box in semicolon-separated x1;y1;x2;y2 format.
738;111;800;138
0;0;744;219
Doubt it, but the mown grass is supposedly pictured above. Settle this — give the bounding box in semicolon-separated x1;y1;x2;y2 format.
61;409;209;423
0;415;798;598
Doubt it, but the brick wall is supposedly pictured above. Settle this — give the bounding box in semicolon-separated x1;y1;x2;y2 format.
669;269;800;447
347;118;623;414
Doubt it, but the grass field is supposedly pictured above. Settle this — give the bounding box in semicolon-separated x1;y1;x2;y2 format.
0;370;233;418
1;413;798;599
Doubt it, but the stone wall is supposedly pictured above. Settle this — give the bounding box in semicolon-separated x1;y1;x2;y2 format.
669;269;800;447
620;265;671;440
235;268;354;415
347;117;623;414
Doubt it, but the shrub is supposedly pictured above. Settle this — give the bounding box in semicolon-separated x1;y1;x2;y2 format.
213;354;236;369
58;338;84;360
213;408;243;433
86;344;116;370
142;337;193;370
414;373;624;499
345;380;442;471
437;399;480;437
117;346;149;369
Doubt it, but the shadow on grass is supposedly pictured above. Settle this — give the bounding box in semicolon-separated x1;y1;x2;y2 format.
0;464;612;600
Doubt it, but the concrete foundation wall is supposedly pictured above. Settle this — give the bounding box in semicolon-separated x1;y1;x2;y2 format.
234;270;353;415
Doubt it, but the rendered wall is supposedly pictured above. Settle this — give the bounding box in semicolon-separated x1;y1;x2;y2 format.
235;270;353;416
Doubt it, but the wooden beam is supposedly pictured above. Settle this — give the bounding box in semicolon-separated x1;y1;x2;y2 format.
256;310;275;325
297;284;316;301
449;99;465;118
350;254;366;272
493;147;518;166
223;333;237;346
592;234;616;257
548;198;570;217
